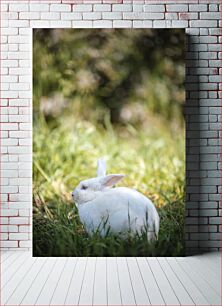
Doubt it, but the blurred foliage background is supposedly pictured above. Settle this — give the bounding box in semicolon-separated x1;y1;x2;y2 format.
33;29;185;257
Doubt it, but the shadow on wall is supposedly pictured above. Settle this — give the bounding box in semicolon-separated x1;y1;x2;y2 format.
185;34;208;255
185;34;200;255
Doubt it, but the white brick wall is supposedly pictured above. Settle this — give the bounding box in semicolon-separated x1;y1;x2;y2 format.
1;0;221;254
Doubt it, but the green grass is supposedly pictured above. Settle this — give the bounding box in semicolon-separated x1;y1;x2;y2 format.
33;112;185;257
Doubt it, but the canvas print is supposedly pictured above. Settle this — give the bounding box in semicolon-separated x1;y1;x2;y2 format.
33;29;185;257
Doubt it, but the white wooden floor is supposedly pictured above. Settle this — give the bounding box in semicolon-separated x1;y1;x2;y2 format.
1;251;221;306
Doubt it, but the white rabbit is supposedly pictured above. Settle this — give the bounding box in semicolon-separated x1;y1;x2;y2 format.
71;159;160;242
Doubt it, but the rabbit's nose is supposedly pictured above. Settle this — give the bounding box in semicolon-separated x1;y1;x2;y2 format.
72;189;78;200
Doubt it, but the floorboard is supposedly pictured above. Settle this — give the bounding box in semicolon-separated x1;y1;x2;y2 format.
1;251;220;306
157;257;194;305
137;257;165;305
50;257;77;305
127;257;150;305
179;256;220;295
148;258;180;305
78;257;96;305
117;257;136;305
167;257;210;305
64;257;87;305
107;258;122;306
176;257;220;305
93;257;107;305
35;258;66;305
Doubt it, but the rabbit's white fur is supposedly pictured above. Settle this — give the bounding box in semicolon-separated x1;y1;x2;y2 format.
72;162;160;241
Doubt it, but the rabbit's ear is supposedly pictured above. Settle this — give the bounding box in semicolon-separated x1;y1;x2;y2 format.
97;158;107;177
100;174;125;187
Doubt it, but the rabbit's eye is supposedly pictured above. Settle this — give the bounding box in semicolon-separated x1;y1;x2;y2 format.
81;185;87;190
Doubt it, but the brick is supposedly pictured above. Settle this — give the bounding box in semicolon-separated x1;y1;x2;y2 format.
199;36;217;44
190;20;217;28
30;21;50;28
199;28;209;36
133;5;143;12
200;202;218;209
2;170;18;178
166;5;188;12
112;4;132;12
10;178;30;186
9;44;18;52
61;12;82;20
9;155;19;162
185;218;198;225
143;21;152;27
209;28;221;36
41;13;60;20
172;20;188;28
102;12;122;19
1;209;18;216
210;233;221;241
9;68;31;75
113;20;132;28
2;123;18;131
50;4;71;12
9;233;29;240
19;241;31;248
1;225;18;233
19;139;31;146
72;20;93;28
1;233;9;240
209;60;221;68
133;20;143;28
2;60;18;68
189;4;207;11
143;5;165;12
73;4;92;12
2;4;8;11
93;20;112;28
1;91;18;99
30;4;49;12
20;12;40;20
165;13;178;20
199;52;217;60
1;241;18;248
9;99;29;107
2;28;18;36
19;28;31;36
8;146;31;154
19;123;31;131
19;210;30;217
191;233;209;241
19;226;30;233
179;13;198;20
94;4;111;11
9;20;29;28
9;115;30;123
9;216;29;225
1;67;8;76
200;12;220;19
1;138;18;146
83;12;101;20
154;20;172;28
199;210;218;217
123;12;164;19
9;4;28;11
208;44;221;52
50;21;72;28
209;4;219;11
199;225;218;233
